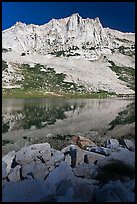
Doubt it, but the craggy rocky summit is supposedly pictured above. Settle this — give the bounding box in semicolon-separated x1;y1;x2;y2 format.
2;14;135;95
2;136;135;202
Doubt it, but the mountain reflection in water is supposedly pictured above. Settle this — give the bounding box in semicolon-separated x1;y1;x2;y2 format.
2;98;135;154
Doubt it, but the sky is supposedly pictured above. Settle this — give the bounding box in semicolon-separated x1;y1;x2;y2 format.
2;2;135;32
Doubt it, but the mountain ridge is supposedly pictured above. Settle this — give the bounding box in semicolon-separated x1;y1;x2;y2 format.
2;13;135;96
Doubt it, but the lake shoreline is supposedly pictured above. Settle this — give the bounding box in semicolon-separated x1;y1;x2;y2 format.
2;97;135;155
2;88;135;99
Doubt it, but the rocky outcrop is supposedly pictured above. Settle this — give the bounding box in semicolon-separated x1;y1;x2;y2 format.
2;136;135;202
2;14;135;94
2;14;135;58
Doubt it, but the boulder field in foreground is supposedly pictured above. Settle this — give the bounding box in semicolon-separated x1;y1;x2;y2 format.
2;137;135;202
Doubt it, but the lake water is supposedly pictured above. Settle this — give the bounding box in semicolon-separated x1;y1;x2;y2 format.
2;97;135;155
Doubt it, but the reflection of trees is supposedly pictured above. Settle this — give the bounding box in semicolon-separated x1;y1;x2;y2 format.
109;102;135;130
2;116;10;133
2;103;78;132
22;106;67;129
2;112;24;133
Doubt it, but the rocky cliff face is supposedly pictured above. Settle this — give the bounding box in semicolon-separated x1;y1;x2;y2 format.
2;13;135;58
2;13;135;95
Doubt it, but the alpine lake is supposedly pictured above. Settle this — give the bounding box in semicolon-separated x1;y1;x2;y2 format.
2;97;135;155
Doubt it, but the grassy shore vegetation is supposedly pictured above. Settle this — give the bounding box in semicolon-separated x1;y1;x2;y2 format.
108;60;135;91
2;63;118;98
108;101;135;130
2;88;116;99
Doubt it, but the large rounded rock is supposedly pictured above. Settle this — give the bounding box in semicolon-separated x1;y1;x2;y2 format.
16;143;51;165
110;147;135;167
46;161;75;187
62;144;105;165
22;161;49;179
47;149;65;168
121;139;135;152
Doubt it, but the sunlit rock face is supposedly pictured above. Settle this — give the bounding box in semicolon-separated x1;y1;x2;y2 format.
2;13;135;94
2;13;135;58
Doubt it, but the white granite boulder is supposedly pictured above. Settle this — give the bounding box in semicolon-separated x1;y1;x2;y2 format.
47;149;65;168
2;161;8;179
62;144;105;165
97;146;135;168
122;139;135;152
46;161;75;187
16;143;51;165
2;151;16;174
110;147;135;167
8;165;21;182
22;161;49;179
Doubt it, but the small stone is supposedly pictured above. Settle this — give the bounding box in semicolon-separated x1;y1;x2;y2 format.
122;139;135;151
87;146;109;156
105;139;119;150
